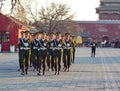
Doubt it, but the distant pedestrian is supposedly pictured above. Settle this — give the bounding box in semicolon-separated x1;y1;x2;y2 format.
91;39;97;57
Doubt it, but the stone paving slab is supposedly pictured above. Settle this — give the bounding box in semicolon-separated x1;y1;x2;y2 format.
0;48;120;91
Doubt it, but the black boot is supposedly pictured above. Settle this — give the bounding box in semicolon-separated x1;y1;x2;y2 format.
55;71;57;75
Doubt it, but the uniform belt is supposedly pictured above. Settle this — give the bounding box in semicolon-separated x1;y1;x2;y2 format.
20;47;24;50
38;47;47;51
64;47;71;49
49;47;54;49
20;47;29;50
23;47;30;50
49;47;55;51
55;47;62;50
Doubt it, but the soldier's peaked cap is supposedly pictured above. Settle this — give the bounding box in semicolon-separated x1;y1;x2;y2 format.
56;32;61;35
20;31;24;34
24;31;30;34
42;31;46;34
33;32;38;36
65;32;70;35
49;32;54;35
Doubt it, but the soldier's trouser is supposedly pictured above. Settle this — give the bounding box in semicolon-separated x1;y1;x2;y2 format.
48;49;54;70
91;47;96;57
72;47;75;63
31;49;38;70
38;51;42;73
20;50;29;73
18;50;22;69
38;49;47;75
63;49;71;70
54;49;62;74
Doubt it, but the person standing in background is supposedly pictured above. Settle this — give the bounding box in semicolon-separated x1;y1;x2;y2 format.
91;39;97;57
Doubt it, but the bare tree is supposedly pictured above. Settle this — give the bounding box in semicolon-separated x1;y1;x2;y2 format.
11;0;20;13
35;2;75;33
0;0;3;12
1;1;77;34
0;0;21;13
0;0;26;23
12;1;28;23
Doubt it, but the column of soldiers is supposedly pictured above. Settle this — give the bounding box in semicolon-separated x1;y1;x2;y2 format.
18;31;77;76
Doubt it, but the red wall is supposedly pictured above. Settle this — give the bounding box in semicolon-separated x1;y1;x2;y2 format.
79;22;120;42
0;13;19;52
99;13;120;20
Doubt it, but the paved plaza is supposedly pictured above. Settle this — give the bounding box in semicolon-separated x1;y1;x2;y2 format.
0;48;120;91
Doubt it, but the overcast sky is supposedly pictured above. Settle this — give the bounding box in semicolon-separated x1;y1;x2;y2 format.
2;0;100;21
39;0;100;21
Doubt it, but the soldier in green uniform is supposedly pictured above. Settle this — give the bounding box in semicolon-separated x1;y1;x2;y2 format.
47;32;55;71
70;35;77;63
30;32;39;71
54;32;63;75
20;31;30;75
18;31;24;71
37;31;48;76
63;33;72;72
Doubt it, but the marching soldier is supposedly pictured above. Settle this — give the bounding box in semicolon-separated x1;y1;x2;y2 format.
47;32;55;71
18;31;24;71
54;32;63;75
20;31;30;75
63;33;72;72
30;32;39;71
37;31;48;76
70;35;77;63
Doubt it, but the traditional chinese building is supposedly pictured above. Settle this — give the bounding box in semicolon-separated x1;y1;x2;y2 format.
77;0;120;46
0;13;29;52
96;0;120;20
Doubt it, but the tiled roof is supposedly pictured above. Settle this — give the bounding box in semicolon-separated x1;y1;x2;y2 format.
101;0;120;3
76;20;120;24
97;6;120;11
0;13;30;30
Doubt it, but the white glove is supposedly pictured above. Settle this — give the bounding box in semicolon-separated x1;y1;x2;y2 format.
24;43;29;47
44;43;46;46
51;43;53;46
66;43;70;47
58;44;62;47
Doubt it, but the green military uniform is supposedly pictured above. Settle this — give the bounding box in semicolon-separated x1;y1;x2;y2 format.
30;33;39;71
54;32;63;75
20;31;30;75
63;33;72;72
18;31;24;71
47;32;55;71
37;31;48;76
70;35;76;63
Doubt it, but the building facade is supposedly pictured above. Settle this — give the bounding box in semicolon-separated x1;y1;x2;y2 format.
78;0;120;47
0;13;29;52
96;0;120;20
